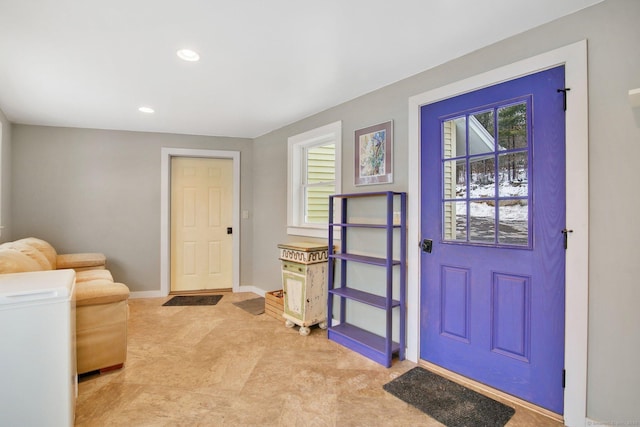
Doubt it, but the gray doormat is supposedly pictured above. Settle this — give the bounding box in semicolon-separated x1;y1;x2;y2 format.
232;297;265;315
163;295;223;306
383;367;515;427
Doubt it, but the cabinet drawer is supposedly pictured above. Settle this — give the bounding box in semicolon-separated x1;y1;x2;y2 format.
282;262;306;274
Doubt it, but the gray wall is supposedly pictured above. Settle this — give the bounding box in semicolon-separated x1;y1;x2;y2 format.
3;0;639;422
253;0;640;423
10;126;254;291
0;107;11;240
252;84;410;291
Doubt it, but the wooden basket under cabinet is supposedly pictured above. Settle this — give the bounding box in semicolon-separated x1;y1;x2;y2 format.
265;290;284;321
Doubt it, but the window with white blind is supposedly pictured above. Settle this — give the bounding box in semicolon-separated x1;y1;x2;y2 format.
288;121;341;238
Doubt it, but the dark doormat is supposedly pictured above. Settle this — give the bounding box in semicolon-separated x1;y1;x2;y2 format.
383;367;515;427
232;297;265;315
162;295;223;306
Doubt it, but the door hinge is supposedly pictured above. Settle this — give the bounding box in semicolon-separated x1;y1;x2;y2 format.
562;369;566;388
557;88;571;111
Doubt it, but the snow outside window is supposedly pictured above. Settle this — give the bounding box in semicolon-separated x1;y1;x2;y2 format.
288;121;341;238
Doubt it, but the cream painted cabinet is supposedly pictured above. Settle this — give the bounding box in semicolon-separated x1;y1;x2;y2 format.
278;242;329;336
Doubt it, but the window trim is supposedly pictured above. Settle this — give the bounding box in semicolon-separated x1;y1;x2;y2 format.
287;121;341;238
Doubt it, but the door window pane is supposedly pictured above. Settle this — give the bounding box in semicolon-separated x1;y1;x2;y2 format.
469;157;495;198
469;200;495;243
443;117;466;159
443;201;467;241
498;103;528;150
498;152;528;197
444;159;466;199
498;200;529;245
469;111;495;156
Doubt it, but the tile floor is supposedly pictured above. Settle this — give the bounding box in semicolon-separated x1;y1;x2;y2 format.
75;292;563;426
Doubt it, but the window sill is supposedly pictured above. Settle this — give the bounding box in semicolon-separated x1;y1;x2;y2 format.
287;226;341;240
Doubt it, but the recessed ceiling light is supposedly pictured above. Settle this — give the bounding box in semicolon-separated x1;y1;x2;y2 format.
177;49;200;62
138;106;155;114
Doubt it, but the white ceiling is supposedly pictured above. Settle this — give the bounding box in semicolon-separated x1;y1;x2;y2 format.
0;0;602;139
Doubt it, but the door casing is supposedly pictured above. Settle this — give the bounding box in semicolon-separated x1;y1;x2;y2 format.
161;148;241;296
408;41;589;426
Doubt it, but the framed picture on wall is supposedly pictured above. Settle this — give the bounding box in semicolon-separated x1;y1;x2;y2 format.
354;120;393;185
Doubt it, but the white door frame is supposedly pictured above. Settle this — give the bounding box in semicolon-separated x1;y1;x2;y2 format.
407;40;589;426
160;148;241;296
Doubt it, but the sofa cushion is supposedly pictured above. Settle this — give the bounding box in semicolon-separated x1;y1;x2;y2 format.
76;280;130;306
14;237;58;269
57;253;106;270
0;248;45;273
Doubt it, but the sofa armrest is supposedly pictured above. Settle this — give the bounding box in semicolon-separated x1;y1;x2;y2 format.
75;269;114;283
76;280;130;307
56;253;106;271
0;248;44;273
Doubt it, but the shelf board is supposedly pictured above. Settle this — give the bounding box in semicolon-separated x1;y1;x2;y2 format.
329;287;400;309
330;222;402;229
328;323;399;367
331;191;405;199
330;253;401;266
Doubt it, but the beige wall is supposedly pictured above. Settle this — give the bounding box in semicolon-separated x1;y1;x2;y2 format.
10;125;254;292
252;0;640;423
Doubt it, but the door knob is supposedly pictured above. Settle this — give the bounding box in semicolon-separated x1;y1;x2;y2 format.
421;239;433;253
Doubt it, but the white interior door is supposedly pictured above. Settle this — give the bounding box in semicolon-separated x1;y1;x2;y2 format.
171;157;233;292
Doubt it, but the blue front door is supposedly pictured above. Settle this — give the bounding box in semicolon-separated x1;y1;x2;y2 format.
420;66;566;414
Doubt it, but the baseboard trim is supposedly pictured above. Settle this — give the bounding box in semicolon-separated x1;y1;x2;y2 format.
418;360;563;424
130;286;270;299
129;290;163;299
169;289;231;295
236;285;267;297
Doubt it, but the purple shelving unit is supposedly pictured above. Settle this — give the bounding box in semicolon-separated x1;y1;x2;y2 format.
327;191;407;368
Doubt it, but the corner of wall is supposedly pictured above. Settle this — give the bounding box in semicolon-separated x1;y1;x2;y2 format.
0;111;12;242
